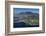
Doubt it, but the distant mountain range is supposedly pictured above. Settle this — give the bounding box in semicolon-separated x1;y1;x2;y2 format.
19;12;39;15
14;12;39;18
14;12;39;23
19;12;33;14
15;12;39;17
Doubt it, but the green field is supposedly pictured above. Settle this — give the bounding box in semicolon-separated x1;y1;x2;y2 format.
24;17;39;25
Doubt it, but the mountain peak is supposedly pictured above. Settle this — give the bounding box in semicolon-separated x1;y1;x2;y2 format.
19;12;33;14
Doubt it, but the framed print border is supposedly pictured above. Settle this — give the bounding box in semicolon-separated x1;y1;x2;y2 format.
5;1;45;36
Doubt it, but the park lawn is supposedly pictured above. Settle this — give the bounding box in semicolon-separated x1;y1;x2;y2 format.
27;18;39;25
32;19;39;24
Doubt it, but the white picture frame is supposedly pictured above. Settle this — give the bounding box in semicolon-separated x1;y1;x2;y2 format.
5;1;45;36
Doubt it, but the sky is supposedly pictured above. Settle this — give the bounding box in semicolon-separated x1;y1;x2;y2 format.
13;8;39;14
